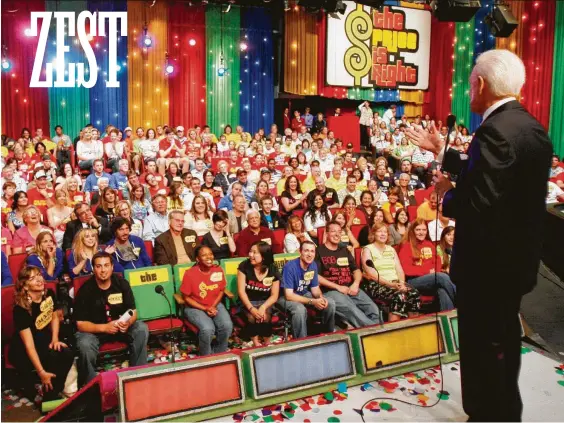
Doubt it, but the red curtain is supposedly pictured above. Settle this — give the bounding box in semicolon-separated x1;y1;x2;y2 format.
167;4;206;128
1;0;50;139
316;13;349;99
520;0;555;129
422;18;455;121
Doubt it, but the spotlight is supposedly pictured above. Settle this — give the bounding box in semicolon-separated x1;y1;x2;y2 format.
217;66;226;77
1;59;11;71
189;38;196;46
239;42;248;51
165;64;174;74
484;3;518;38
24;28;32;36
143;36;153;47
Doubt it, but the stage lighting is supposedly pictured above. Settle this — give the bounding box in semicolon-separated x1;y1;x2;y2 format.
218;66;226;77
430;0;482;22
143;36;153;47
1;59;11;71
484;3;518;38
189;38;196;46
240;42;248;51
165;64;174;74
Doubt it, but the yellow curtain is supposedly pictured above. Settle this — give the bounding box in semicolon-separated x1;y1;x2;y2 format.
127;1;169;129
400;90;425;104
496;1;525;57
403;104;423;118
284;8;318;95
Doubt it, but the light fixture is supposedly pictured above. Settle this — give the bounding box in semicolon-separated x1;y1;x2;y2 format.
484;2;518;37
164;51;175;76
165;64;174;74
142;23;152;47
1;59;11;71
239;42;248;51
189;38;196;46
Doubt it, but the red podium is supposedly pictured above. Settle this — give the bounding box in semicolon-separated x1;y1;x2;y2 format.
326;116;360;152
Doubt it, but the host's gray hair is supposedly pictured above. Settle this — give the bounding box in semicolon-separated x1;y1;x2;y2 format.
473;49;525;97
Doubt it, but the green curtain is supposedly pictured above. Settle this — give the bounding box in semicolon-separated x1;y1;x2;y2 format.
45;0;90;140
206;5;241;136
451;21;475;127
549;0;564;157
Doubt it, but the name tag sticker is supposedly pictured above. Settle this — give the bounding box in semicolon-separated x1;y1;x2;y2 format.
185;236;196;243
210;272;223;282
262;277;274;287
219;236;228;245
341;235;350;243
35;311;52;330
326;192;333;199
383;181;389;187
40;296;54;312
337;257;349;266
304;271;314;281
353;218;361;224
107;293;123;305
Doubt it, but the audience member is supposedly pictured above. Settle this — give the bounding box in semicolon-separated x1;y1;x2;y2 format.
13;206;53;254
26;231;64;281
62;203;112;250
107;217;152;270
154;210;200;266
235;209;278;256
142;194;168;243
201;210;236;260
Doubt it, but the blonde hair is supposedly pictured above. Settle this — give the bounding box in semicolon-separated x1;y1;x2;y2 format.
72;228;99;264
286;215;306;236
190;194;211;220
29;231;57;268
368;221;389;244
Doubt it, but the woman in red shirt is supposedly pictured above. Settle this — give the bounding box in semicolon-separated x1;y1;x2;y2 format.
398;218;456;311
180;246;233;356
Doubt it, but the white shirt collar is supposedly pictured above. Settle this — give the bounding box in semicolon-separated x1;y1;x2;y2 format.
482;97;516;122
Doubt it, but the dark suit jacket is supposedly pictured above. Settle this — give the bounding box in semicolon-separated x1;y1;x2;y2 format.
153;229;200;266
62;216;111;251
442;100;552;295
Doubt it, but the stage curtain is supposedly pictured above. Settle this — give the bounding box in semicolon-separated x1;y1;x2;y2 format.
403;104;423;118
87;0;128;132
469;0;495;132
1;0;50;139
168;4;206;129
451;21;475;128
284;7;318;96
520;0;556;130
316;13;344;99
240;7;274;133
127;1;169;130
496;1;525;57
45;0;90;140
422;19;454;121
400;90;424;104
549;0;564;156
205;5;241;135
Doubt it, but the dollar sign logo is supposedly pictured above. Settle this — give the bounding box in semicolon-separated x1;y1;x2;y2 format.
344;4;373;86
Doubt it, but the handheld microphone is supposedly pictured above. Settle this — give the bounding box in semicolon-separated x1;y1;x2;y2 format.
154;284;176;363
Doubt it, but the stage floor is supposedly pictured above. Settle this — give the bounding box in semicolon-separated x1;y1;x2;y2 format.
207;346;564;423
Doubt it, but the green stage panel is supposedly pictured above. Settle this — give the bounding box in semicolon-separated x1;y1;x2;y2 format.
125;265;176;321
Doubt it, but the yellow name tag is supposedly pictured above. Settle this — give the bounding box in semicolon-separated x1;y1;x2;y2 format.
1;237;6;245
353;218;361;224
107;293;123;305
35;311;52;330
326;192;333;199
341;235;350;243
421;247;433;260
40;296;54;312
219;236;228;245
304;271;314;281
261;238;272;245
262;277;274;287
210;272;223;282
337;257;349;266
185;236;196;243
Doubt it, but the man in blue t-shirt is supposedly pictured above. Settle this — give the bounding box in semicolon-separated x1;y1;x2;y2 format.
279;241;335;339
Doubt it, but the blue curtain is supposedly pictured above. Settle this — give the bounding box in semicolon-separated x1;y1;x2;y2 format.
239;8;274;133
45;0;91;140
469;0;495;132
87;0;128;133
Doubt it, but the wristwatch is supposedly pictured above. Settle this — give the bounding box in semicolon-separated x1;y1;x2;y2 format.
308;299;313;306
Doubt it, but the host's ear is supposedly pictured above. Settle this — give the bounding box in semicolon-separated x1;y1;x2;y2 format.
478;75;485;95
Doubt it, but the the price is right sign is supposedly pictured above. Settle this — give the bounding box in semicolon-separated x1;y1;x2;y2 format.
326;1;431;90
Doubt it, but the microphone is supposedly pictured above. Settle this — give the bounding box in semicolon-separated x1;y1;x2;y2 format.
365;259;380;283
440;114;457;171
154;285;176;363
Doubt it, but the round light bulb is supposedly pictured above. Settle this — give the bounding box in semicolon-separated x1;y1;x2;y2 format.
189;39;196;46
144;37;152;47
165;64;174;74
239;42;248;51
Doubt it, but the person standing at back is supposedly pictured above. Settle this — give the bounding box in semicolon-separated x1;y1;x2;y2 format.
407;49;553;422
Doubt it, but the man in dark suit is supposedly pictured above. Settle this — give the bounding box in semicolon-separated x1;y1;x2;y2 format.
62;202;112;250
407;49;552;421
153;210;200;266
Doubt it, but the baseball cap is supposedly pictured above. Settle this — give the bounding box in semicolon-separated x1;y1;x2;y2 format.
124;127;132;132
346;143;353;148
260;168;271;175
34;170;47;179
177;126;185;132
